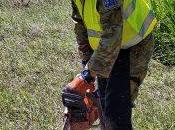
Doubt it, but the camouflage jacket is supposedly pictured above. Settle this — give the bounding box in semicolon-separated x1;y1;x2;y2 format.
71;0;123;78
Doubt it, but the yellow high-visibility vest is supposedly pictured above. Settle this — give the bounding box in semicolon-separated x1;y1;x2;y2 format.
74;0;157;50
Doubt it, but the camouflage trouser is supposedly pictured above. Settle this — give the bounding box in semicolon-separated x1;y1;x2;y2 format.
97;34;154;130
129;34;154;102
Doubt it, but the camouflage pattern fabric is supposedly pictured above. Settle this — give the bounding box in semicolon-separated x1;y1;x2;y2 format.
88;0;123;78
72;0;123;78
71;0;154;101
130;34;154;102
71;0;94;61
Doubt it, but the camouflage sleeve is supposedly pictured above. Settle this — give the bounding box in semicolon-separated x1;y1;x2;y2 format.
71;0;94;61
88;0;123;78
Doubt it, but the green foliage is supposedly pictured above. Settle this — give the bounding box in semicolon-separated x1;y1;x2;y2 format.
152;0;175;66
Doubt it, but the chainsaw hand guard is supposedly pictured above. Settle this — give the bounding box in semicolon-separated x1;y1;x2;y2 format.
62;91;87;110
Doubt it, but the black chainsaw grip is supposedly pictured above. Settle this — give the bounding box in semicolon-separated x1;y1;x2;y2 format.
62;90;89;121
62;90;87;110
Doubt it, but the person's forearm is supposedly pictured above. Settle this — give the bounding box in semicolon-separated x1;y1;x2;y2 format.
88;0;123;78
71;0;93;61
74;21;94;61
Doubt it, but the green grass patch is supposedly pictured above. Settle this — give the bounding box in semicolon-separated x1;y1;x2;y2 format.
0;0;175;130
152;0;175;65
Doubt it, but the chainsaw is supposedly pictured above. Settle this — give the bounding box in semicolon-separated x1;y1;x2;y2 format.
61;71;106;130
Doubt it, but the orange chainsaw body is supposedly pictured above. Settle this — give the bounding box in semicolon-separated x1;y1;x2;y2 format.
62;76;99;130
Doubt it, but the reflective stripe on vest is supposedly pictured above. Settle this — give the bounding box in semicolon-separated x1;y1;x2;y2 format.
123;0;136;20
122;10;157;48
74;0;157;50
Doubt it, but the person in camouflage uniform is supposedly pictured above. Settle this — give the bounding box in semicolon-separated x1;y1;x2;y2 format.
71;0;154;129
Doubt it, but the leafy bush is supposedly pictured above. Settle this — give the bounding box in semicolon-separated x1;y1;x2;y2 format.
152;0;175;66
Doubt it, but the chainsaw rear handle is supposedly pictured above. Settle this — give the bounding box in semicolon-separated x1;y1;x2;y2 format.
62;90;87;111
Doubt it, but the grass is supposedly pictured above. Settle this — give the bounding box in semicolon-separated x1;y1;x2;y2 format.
133;61;175;130
0;0;175;130
152;0;175;65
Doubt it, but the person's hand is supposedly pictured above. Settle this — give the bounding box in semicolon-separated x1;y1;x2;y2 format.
81;60;89;68
89;70;96;78
80;69;95;83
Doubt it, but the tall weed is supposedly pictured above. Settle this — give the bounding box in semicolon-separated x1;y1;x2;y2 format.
152;0;175;65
